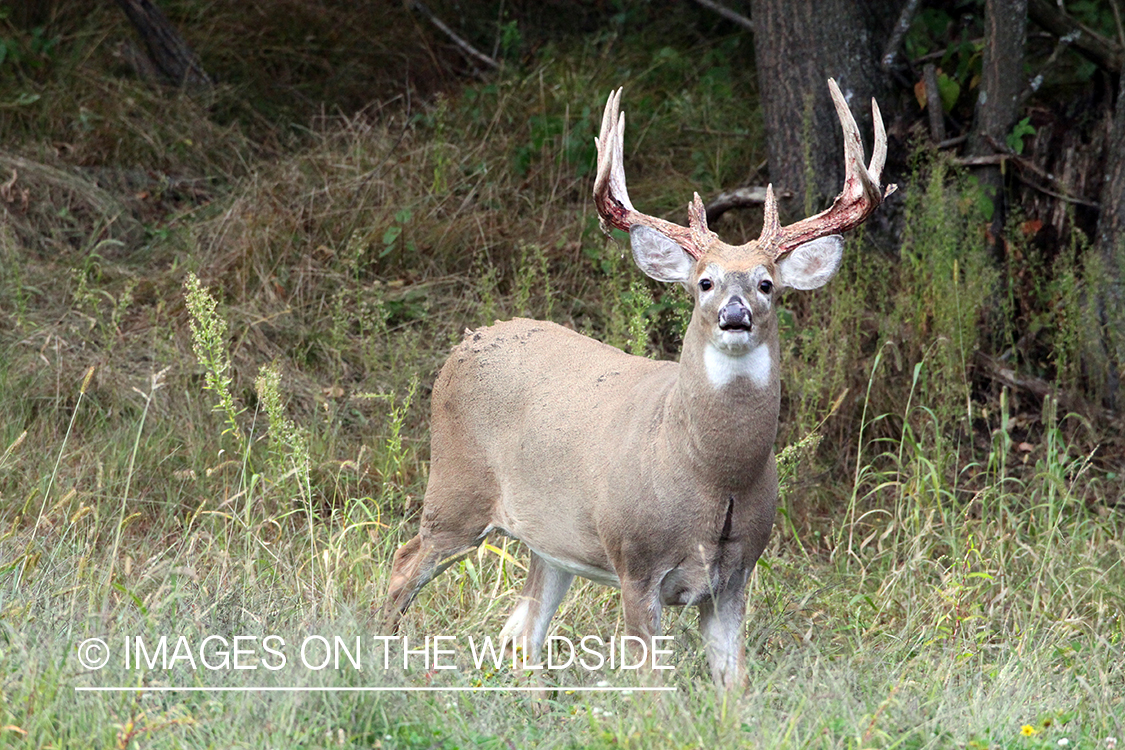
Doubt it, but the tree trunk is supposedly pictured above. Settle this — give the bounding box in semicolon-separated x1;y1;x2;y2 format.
967;0;1027;255
11;0;54;28
111;0;211;87
1092;73;1125;408
749;0;888;216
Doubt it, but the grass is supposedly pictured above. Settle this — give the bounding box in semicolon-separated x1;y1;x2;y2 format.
0;2;1122;748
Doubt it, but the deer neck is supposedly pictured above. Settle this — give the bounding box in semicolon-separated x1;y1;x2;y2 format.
665;317;781;487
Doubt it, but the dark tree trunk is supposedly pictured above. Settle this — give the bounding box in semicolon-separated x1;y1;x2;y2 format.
967;0;1027;254
1092;73;1125;408
1097;76;1125;263
748;0;889;216
11;0;54;28
111;0;211;87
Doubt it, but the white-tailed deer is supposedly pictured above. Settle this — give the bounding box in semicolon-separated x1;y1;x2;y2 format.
383;80;893;688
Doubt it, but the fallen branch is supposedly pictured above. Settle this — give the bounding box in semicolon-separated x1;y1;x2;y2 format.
1013;171;1101;208
1028;0;1123;73
952;149;1100;208
881;0;923;70
407;1;499;70
974;351;1110;419
692;0;754;32
704;185;790;224
937;134;968;149
1021;29;1079;102
680;126;757;138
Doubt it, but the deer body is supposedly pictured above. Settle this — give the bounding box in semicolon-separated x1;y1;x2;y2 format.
434;316;779;593
384;81;893;688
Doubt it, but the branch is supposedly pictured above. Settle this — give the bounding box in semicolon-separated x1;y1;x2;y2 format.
692;0;754;32
1021;29;1078;103
953;144;1101;209
1027;0;1123;73
923;63;946;143
974;351;1107;418
407;0;499;70
704;185;790;224
881;0;923;71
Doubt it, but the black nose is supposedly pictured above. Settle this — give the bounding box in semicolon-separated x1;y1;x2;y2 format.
718;299;752;331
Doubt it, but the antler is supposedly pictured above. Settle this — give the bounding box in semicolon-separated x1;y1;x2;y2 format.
593;88;713;259
759;78;896;257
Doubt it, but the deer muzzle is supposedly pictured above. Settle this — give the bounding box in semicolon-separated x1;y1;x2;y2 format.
718;299;752;332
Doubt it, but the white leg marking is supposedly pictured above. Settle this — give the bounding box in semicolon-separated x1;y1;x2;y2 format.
700;571;749;687
500;555;576;663
499;599;529;651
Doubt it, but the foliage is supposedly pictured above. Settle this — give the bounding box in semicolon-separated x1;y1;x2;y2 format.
184;272;246;458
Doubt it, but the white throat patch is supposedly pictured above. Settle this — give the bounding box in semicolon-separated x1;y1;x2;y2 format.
704;342;773;389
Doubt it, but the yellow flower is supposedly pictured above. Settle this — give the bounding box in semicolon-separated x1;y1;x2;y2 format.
1021;725;1039;737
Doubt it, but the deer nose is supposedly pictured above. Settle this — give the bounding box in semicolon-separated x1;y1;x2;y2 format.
718;298;752;331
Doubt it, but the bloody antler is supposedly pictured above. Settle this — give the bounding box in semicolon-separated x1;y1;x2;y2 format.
594;80;894;261
593;88;714;259
759;78;896;256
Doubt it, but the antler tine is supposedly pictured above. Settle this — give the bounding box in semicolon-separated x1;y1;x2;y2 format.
757;184;780;243
765;79;896;257
594;89;630;214
592;89;706;258
688;192;713;247
827;78;881;210
869;97;888;182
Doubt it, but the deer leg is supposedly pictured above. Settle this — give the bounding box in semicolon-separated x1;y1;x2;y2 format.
381;527;487;633
499;552;575;663
619;578;663;674
697;569;750;689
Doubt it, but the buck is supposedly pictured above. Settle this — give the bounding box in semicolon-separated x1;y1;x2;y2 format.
383;80;893;688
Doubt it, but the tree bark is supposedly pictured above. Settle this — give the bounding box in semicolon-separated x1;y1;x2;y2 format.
967;0;1027;256
749;0;889;216
1092;73;1125;407
111;0;211;87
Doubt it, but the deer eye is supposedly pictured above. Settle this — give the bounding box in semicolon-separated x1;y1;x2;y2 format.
699;278;713;292
758;279;773;295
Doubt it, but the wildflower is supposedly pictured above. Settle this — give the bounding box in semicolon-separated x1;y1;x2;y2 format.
1022;726;1039;737
1107;739;1117;749
1058;740;1069;747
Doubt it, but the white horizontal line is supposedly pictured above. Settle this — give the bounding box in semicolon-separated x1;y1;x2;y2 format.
75;686;675;693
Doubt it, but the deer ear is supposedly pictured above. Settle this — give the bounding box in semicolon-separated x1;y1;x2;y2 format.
629;225;694;283
777;235;844;290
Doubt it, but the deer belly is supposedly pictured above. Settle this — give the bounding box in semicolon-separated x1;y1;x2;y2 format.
528;546;621;587
492;519;620;587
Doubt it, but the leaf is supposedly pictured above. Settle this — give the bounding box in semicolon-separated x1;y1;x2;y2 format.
914;79;927;109
381;225;402;248
1006;117;1036;155
936;72;960;112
